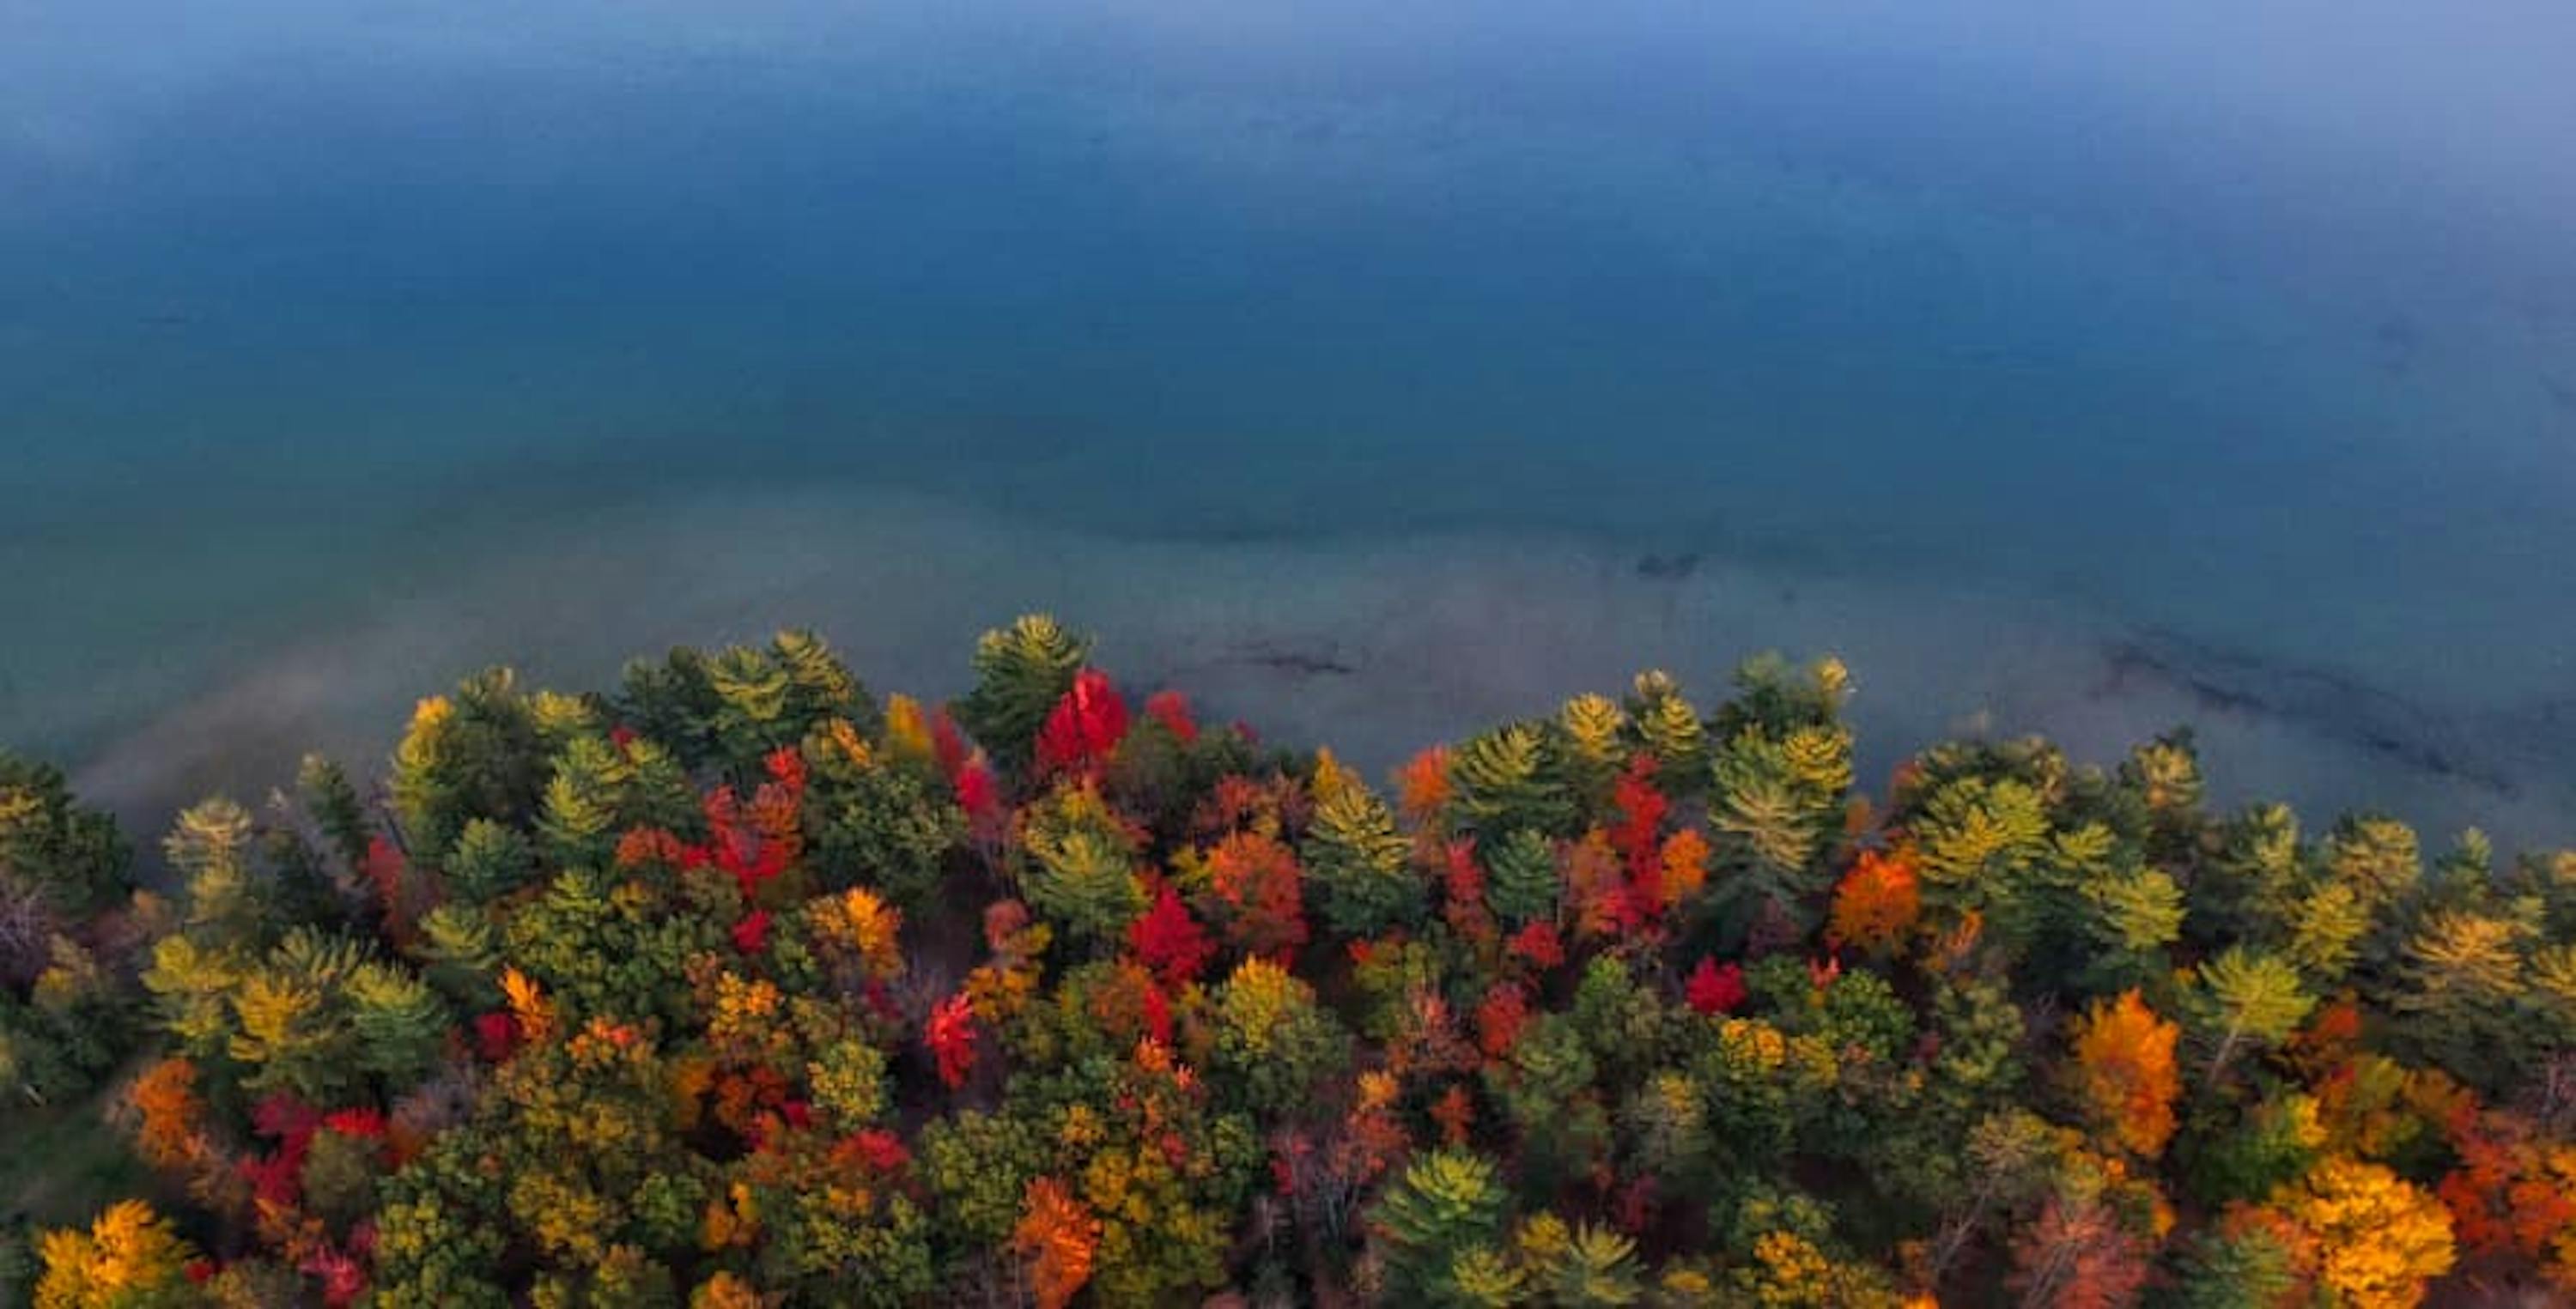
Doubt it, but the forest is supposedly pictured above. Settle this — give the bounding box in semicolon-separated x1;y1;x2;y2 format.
4;615;2573;1306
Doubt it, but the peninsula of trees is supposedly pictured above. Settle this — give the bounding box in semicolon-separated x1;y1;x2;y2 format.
5;616;2573;1306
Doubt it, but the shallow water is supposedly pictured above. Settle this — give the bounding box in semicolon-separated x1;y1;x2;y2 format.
4;2;2573;848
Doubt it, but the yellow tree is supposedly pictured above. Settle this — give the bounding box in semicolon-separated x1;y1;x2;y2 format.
34;1201;199;1309
2277;1157;2455;1309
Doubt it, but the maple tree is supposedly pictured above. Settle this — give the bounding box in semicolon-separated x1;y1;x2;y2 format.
2068;989;2183;1159
1828;845;1922;954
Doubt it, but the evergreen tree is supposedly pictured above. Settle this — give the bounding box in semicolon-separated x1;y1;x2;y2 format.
349;960;450;1087
0;750;129;916
1448;723;1579;838
1303;760;1425;936
295;752;375;876
1370;1149;1510;1302
957;615;1090;768
1623;671;1705;785
1484;828;1561;927
444;817;533;905
2185;948;2314;1081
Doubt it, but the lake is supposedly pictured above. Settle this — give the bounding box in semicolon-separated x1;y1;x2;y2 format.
4;1;2572;851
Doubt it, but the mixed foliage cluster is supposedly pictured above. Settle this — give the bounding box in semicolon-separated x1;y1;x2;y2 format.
6;616;2576;1306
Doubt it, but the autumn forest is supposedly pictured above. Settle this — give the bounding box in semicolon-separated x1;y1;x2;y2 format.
5;616;2573;1307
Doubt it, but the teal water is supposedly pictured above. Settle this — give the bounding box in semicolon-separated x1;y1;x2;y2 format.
4;3;2573;843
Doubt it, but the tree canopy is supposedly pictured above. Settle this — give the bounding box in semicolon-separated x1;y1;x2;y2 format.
6;617;2573;1307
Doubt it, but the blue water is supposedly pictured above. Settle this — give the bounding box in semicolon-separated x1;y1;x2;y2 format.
4;2;2573;837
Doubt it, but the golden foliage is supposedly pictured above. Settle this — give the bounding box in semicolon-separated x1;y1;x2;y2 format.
2069;990;2182;1159
2278;1157;2456;1309
35;1200;197;1309
1829;846;1923;954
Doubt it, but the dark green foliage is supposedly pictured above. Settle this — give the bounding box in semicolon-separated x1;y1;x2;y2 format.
2157;1221;2299;1309
1447;723;1579;838
955;614;1088;768
296;753;375;877
619;629;875;777
0;750;129;917
1484;828;1560;926
444;817;534;905
391;667;558;862
1303;771;1425;936
803;740;963;910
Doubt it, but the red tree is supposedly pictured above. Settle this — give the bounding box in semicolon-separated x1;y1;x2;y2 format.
1203;830;1309;961
927;993;980;1090
1685;956;1747;1015
1127;882;1216;986
1036;669;1131;776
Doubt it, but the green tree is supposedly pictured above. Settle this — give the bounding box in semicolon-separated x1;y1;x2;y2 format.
1485;828;1561;927
1370;1149;1510;1302
1622;671;1705;784
1303;767;1425;936
0;752;129;917
2184;948;2313;1081
957;615;1089;768
446;817;535;906
1448;724;1578;838
349;960;451;1087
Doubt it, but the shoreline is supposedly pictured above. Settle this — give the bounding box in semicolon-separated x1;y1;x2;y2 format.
20;484;2567;870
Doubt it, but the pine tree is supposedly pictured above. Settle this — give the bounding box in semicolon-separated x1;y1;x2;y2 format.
703;645;793;770
444;818;533;906
1485;828;1562;927
1370;1149;1509;1301
166;797;266;949
295;752;374;877
1624;671;1705;784
1558;693;1629;800
1910;775;2050;908
2284;881;2370;987
957;615;1090;768
1448;724;1578;838
138;934;240;1064
349;961;450;1087
2198;803;2306;948
1447;1245;1528;1307
0;750;130;916
416;903;502;1008
2082;868;2185;988
1303;767;1425;936
1524;1218;1644;1307
1707;724;1851;917
1020;789;1145;944
2186;948;2315;1081
771;628;869;731
538;736;629;870
2393;907;2529;1089
2323;815;2421;912
2163;1220;2300;1309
